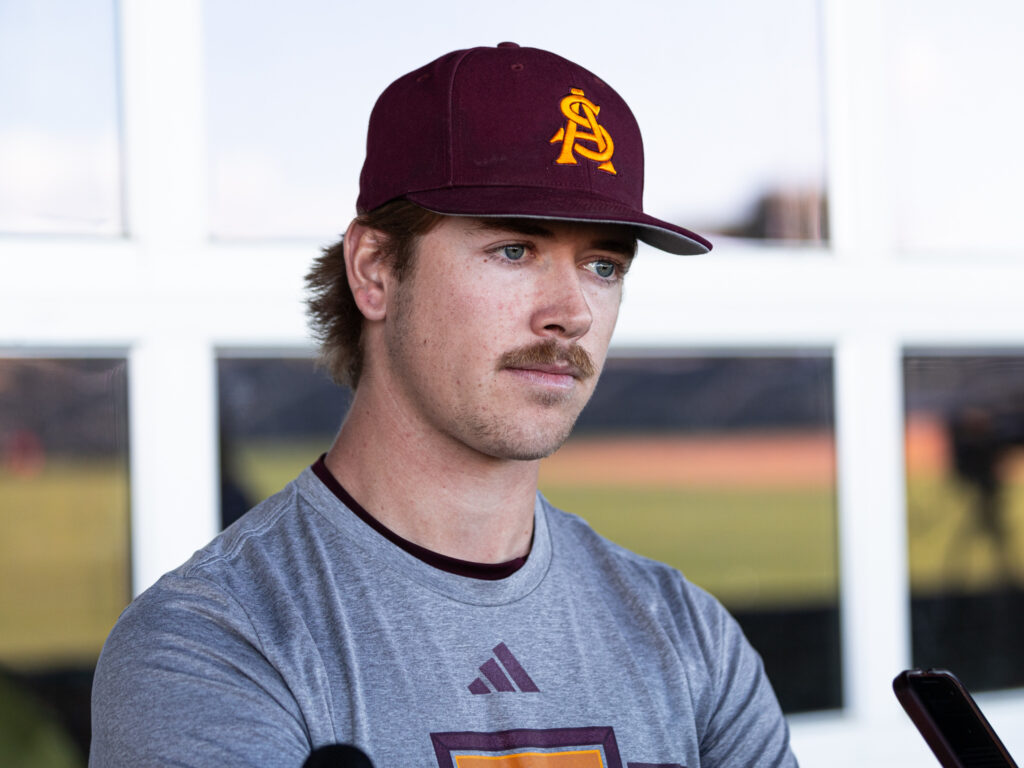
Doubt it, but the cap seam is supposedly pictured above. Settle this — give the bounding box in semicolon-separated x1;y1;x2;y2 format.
445;48;477;189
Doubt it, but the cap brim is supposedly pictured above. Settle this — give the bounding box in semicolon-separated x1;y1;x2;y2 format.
404;186;712;256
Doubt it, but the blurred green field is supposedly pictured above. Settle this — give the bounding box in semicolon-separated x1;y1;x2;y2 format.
0;459;129;668
0;675;81;768
4;439;1024;670
230;440;331;504
232;440;839;609
541;484;837;609
199;438;1024;607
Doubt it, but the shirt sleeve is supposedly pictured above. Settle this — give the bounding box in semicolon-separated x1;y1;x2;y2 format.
89;573;311;767
697;602;799;768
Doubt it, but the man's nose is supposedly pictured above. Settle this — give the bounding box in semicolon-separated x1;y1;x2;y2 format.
529;259;593;340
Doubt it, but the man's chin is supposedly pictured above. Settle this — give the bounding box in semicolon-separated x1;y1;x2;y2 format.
477;420;579;462
504;445;563;462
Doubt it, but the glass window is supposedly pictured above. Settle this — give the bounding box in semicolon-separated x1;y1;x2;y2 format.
904;353;1024;692
217;354;839;712
217;358;350;527
539;354;839;712
0;357;130;760
888;1;1024;254
0;1;122;235
204;0;826;246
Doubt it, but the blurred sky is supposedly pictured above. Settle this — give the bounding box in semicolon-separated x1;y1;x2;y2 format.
0;0;120;233
1;0;1023;253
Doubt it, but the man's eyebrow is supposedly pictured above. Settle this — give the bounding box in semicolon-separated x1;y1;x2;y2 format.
471;219;637;257
471;219;555;238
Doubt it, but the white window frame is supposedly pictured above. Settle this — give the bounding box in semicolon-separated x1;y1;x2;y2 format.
2;0;1023;763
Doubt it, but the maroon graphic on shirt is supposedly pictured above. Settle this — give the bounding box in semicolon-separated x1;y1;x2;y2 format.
431;727;624;768
468;643;539;694
451;648;685;767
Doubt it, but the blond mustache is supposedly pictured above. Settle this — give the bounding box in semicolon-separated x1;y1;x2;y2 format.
497;339;596;380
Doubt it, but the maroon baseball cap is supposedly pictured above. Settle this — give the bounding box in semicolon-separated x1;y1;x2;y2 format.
356;43;711;255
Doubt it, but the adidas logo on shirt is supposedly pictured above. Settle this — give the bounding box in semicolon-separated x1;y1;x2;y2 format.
468;642;539;694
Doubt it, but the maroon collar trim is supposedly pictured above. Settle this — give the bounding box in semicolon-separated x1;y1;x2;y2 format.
311;455;528;581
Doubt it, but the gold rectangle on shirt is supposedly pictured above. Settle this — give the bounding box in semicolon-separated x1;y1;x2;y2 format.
456;749;604;768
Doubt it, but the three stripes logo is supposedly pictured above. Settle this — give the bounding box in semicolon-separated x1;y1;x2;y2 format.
468;642;539;694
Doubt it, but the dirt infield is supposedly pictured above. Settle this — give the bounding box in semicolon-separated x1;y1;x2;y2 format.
541;417;1024;489
541;429;836;488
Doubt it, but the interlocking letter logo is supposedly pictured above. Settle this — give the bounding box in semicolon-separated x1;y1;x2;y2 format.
550;88;617;175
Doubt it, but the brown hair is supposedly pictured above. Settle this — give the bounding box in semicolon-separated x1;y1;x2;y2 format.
305;200;444;388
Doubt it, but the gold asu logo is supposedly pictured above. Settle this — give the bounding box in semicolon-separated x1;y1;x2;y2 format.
550;88;616;175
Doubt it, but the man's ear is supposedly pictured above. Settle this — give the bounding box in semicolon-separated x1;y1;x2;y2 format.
344;219;391;321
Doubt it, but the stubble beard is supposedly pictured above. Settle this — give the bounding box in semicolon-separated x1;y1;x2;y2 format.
467;395;585;461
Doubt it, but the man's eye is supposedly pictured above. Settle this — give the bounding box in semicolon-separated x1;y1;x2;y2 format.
500;244;526;261
591;260;617;278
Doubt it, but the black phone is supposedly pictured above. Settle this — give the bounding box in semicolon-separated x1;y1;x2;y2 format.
893;668;1018;768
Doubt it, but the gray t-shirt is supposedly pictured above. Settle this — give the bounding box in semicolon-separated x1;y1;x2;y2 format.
90;465;797;767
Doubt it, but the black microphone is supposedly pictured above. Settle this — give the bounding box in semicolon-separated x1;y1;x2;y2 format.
303;743;374;768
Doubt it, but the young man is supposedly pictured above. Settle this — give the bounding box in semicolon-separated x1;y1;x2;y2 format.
91;44;798;767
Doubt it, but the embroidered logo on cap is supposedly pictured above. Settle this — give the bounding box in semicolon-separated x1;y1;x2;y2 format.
550;88;617;175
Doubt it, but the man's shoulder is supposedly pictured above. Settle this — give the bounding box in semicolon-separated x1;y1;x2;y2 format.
90;475;317;766
179;466;331;581
112;467;330;635
93;467;335;706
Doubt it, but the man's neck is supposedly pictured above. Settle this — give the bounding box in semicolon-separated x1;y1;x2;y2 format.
323;387;540;565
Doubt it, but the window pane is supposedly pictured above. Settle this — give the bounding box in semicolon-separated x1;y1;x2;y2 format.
204;0;826;246
0;357;130;759
0;1;122;235
539;355;839;712
889;1;1024;254
218;358;349;527
219;354;840;711
904;353;1024;691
